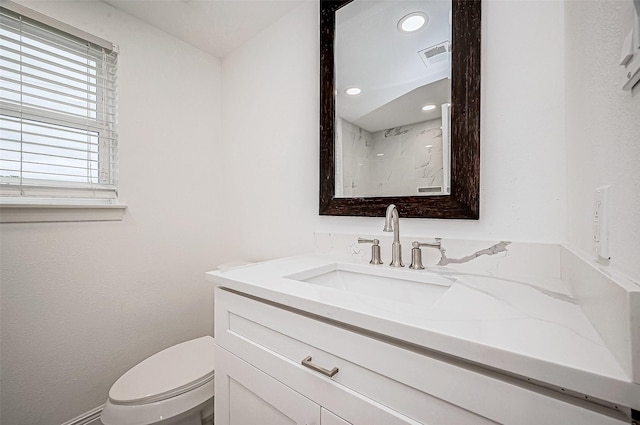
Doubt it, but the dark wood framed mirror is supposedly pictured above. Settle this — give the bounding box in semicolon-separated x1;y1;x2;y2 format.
319;0;480;219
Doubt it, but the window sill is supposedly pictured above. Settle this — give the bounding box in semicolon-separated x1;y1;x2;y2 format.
0;202;127;223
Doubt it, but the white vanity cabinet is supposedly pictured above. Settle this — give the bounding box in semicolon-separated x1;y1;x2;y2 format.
214;288;628;425
321;409;351;425
216;346;355;425
216;347;323;424
215;288;493;425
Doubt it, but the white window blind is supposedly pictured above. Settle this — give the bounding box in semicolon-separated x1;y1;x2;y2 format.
0;4;118;204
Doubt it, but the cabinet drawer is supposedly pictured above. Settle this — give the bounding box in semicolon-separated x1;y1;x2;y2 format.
216;289;495;425
215;288;628;425
216;346;321;425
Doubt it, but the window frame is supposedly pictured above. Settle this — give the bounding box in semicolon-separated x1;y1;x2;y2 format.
0;0;125;222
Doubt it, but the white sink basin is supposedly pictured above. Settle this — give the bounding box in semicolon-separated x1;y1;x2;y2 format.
286;263;453;307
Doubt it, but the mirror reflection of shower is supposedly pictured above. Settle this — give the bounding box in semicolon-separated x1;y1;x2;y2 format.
334;0;452;198
335;101;450;198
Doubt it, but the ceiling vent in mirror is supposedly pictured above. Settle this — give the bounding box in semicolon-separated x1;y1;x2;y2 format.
418;41;451;69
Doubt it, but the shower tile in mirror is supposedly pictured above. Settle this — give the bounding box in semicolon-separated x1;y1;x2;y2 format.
336;118;445;197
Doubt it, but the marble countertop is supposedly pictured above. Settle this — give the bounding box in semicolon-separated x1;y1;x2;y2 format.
206;253;640;411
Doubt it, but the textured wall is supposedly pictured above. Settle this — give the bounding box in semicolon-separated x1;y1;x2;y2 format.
0;1;223;423
219;2;321;262
565;0;640;282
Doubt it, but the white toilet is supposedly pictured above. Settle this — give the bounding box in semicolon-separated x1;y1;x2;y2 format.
101;336;216;425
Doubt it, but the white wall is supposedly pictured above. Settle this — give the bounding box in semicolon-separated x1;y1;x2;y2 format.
220;2;321;262
0;1;223;423
565;0;640;282
221;0;567;263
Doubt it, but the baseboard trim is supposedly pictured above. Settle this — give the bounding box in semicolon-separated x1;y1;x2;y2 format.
61;404;104;425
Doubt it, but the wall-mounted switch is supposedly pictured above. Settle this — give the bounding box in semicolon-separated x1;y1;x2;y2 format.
593;185;611;263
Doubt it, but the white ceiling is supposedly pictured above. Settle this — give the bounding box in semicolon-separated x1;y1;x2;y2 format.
101;0;305;58
354;78;450;133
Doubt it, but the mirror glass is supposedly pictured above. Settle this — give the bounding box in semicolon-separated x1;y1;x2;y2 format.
334;0;452;198
319;0;480;219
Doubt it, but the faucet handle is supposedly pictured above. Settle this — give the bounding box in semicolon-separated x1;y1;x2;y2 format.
409;239;442;270
358;238;383;265
411;238;441;250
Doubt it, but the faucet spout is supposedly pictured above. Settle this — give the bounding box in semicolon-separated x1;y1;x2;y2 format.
383;204;404;267
383;204;395;232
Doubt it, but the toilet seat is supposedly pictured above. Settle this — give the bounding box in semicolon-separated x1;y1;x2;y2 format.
101;336;215;425
108;336;216;406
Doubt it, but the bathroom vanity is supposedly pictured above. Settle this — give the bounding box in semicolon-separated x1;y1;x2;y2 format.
206;241;640;424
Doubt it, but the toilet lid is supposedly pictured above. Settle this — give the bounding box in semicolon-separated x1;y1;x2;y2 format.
109;336;216;405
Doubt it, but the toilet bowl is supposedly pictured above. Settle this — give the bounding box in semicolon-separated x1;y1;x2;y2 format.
101;336;216;425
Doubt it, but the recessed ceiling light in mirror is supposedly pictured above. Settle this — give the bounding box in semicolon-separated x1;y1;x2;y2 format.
398;12;428;33
345;87;362;95
421;104;437;111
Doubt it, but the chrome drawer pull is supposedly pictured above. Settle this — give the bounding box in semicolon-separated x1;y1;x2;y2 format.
301;356;339;378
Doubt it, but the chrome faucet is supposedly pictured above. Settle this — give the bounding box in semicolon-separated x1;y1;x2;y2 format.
383;204;404;267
